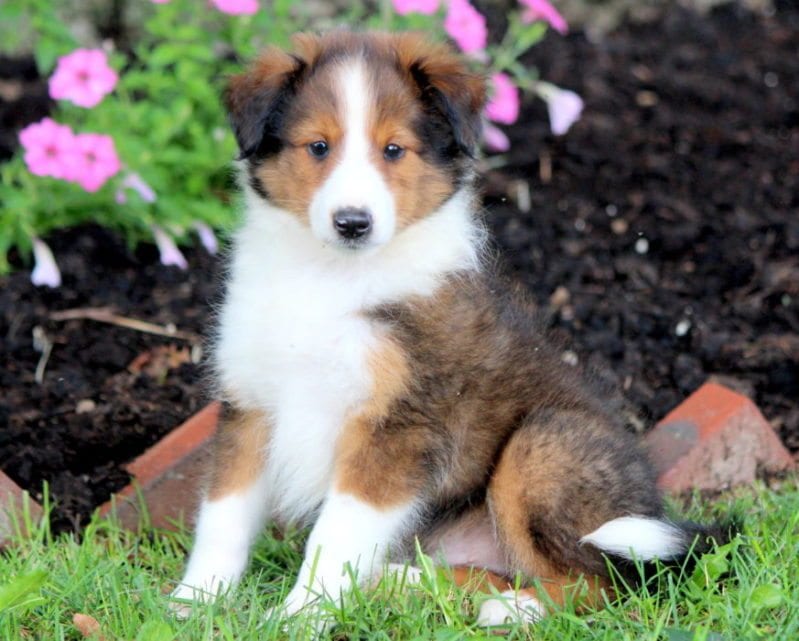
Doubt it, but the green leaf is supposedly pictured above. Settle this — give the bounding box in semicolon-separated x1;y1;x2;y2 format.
750;583;784;610
135;620;175;641
0;570;48;614
664;629;727;641
33;37;61;75
432;629;465;641
689;539;738;591
148;43;186;67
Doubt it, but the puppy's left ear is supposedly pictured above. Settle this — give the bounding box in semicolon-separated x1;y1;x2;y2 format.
395;34;486;157
225;34;321;159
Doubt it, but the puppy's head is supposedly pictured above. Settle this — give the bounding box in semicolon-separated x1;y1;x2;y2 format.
226;32;485;250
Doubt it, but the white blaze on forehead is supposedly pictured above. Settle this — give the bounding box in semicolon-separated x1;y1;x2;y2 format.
309;58;396;248
340;60;372;160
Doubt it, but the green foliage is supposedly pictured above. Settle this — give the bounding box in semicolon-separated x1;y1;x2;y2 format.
0;570;48;615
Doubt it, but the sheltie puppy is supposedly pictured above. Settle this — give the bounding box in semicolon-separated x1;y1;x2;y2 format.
172;31;726;628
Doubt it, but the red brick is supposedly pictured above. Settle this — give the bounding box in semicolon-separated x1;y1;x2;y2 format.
100;402;219;530
645;382;795;493
0;470;43;546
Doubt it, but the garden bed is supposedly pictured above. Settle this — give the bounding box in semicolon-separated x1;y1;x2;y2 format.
1;2;797;532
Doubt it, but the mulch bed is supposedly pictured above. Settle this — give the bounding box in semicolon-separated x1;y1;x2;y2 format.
0;228;220;531
1;2;797;532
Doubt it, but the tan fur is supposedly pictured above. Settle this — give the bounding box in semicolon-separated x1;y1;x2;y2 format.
450;566;512;592
255;145;338;219
449;567;611;613
334;337;421;508
390;33;485;109
208;407;270;500
368;105;455;229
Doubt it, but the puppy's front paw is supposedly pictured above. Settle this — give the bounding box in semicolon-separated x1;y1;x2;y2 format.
383;563;424;586
168;577;230;618
281;584;317;618
264;585;334;637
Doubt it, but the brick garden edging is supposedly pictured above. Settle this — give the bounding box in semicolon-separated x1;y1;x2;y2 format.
645;382;795;493
2;382;796;543
98;402;219;530
0;470;43;546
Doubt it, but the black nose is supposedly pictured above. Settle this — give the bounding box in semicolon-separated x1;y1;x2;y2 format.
332;208;373;240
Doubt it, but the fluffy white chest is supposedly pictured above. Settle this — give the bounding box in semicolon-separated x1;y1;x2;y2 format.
218;249;378;522
214;191;481;523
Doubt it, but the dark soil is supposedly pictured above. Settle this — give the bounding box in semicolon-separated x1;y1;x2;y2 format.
484;0;798;442
0;228;220;531
1;2;797;531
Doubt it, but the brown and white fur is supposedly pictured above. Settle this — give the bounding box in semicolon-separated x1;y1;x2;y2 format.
172;31;724;628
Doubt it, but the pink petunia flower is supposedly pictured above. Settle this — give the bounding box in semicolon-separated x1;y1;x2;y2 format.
19;118;79;180
482;121;511;152
392;0;439;15
152;226;188;270
49;49;118;109
193;222;218;255
535;82;583;135
519;0;568;34
151;0;171;4
444;0;487;54
211;0;259;15
485;73;520;125
31;238;62;288
72;133;121;192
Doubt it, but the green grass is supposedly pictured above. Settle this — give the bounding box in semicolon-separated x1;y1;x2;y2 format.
1;478;798;640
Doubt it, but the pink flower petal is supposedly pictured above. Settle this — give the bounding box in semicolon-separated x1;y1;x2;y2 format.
193;222;218;255
72;133;121;192
211;0;259;15
519;0;568;35
121;172;157;203
444;0;487;54
48;48;117;109
536;82;583;135
31;238;62;288
19;118;79;181
153;226;188;270
485;73;520;125
392;0;438;15
482;121;511;152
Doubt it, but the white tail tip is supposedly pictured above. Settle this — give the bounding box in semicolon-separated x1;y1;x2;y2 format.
580;516;687;560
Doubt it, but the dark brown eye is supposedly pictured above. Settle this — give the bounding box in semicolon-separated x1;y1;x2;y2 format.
308;141;329;158
384;143;404;161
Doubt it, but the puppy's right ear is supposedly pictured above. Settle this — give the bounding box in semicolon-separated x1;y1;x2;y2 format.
225;35;320;159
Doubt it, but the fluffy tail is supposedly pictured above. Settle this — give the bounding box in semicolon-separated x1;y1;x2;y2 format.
580;515;739;583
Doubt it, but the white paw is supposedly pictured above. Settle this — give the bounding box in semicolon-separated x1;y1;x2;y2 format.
384;563;424;586
264;588;333;637
281;584;318;618
477;590;545;627
168;577;230;618
167;599;193;620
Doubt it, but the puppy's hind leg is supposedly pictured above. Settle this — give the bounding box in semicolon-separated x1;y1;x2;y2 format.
484;408;663;625
171;405;273;607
